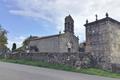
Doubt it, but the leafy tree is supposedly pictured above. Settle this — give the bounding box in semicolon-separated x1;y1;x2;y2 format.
0;25;7;49
23;36;38;47
12;43;16;51
23;38;30;47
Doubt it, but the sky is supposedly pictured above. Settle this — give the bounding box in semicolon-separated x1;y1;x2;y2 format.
1;0;120;49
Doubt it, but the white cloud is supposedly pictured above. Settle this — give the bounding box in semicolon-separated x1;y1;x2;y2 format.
7;36;26;49
4;0;120;43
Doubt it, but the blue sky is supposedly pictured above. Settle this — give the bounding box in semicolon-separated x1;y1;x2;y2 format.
0;0;60;48
1;0;120;49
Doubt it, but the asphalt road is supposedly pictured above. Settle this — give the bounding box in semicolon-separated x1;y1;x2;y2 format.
0;62;119;80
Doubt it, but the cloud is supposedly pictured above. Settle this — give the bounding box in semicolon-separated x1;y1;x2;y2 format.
7;36;26;49
4;0;120;43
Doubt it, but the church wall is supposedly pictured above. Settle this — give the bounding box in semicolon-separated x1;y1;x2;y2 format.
59;33;79;53
29;36;60;53
108;22;120;64
29;33;79;53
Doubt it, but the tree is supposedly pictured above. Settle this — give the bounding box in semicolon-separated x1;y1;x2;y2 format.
0;25;8;51
23;36;38;47
23;38;30;47
12;43;16;51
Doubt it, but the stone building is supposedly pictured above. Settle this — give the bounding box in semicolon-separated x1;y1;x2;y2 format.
84;13;120;70
28;15;79;53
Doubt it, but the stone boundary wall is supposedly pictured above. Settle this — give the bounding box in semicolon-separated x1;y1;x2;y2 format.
5;52;120;73
112;64;120;73
8;52;91;68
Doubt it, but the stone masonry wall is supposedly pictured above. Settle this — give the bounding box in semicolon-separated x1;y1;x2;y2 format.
85;21;112;70
8;52;91;68
29;36;60;53
108;21;120;64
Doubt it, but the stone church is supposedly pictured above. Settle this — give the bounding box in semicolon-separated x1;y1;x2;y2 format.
85;13;120;70
28;15;79;53
25;13;120;72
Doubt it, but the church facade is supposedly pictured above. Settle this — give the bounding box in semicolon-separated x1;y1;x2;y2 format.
28;15;79;53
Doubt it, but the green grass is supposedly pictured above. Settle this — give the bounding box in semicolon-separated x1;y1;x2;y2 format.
0;57;120;79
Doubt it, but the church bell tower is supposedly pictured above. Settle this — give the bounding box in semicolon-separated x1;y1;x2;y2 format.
64;15;74;34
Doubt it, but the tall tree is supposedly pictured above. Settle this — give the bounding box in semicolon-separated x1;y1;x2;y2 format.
0;25;7;48
12;43;16;51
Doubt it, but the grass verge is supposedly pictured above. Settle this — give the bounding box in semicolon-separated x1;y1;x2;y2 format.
0;58;120;79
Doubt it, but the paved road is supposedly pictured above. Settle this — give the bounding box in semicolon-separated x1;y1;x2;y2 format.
0;62;119;80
